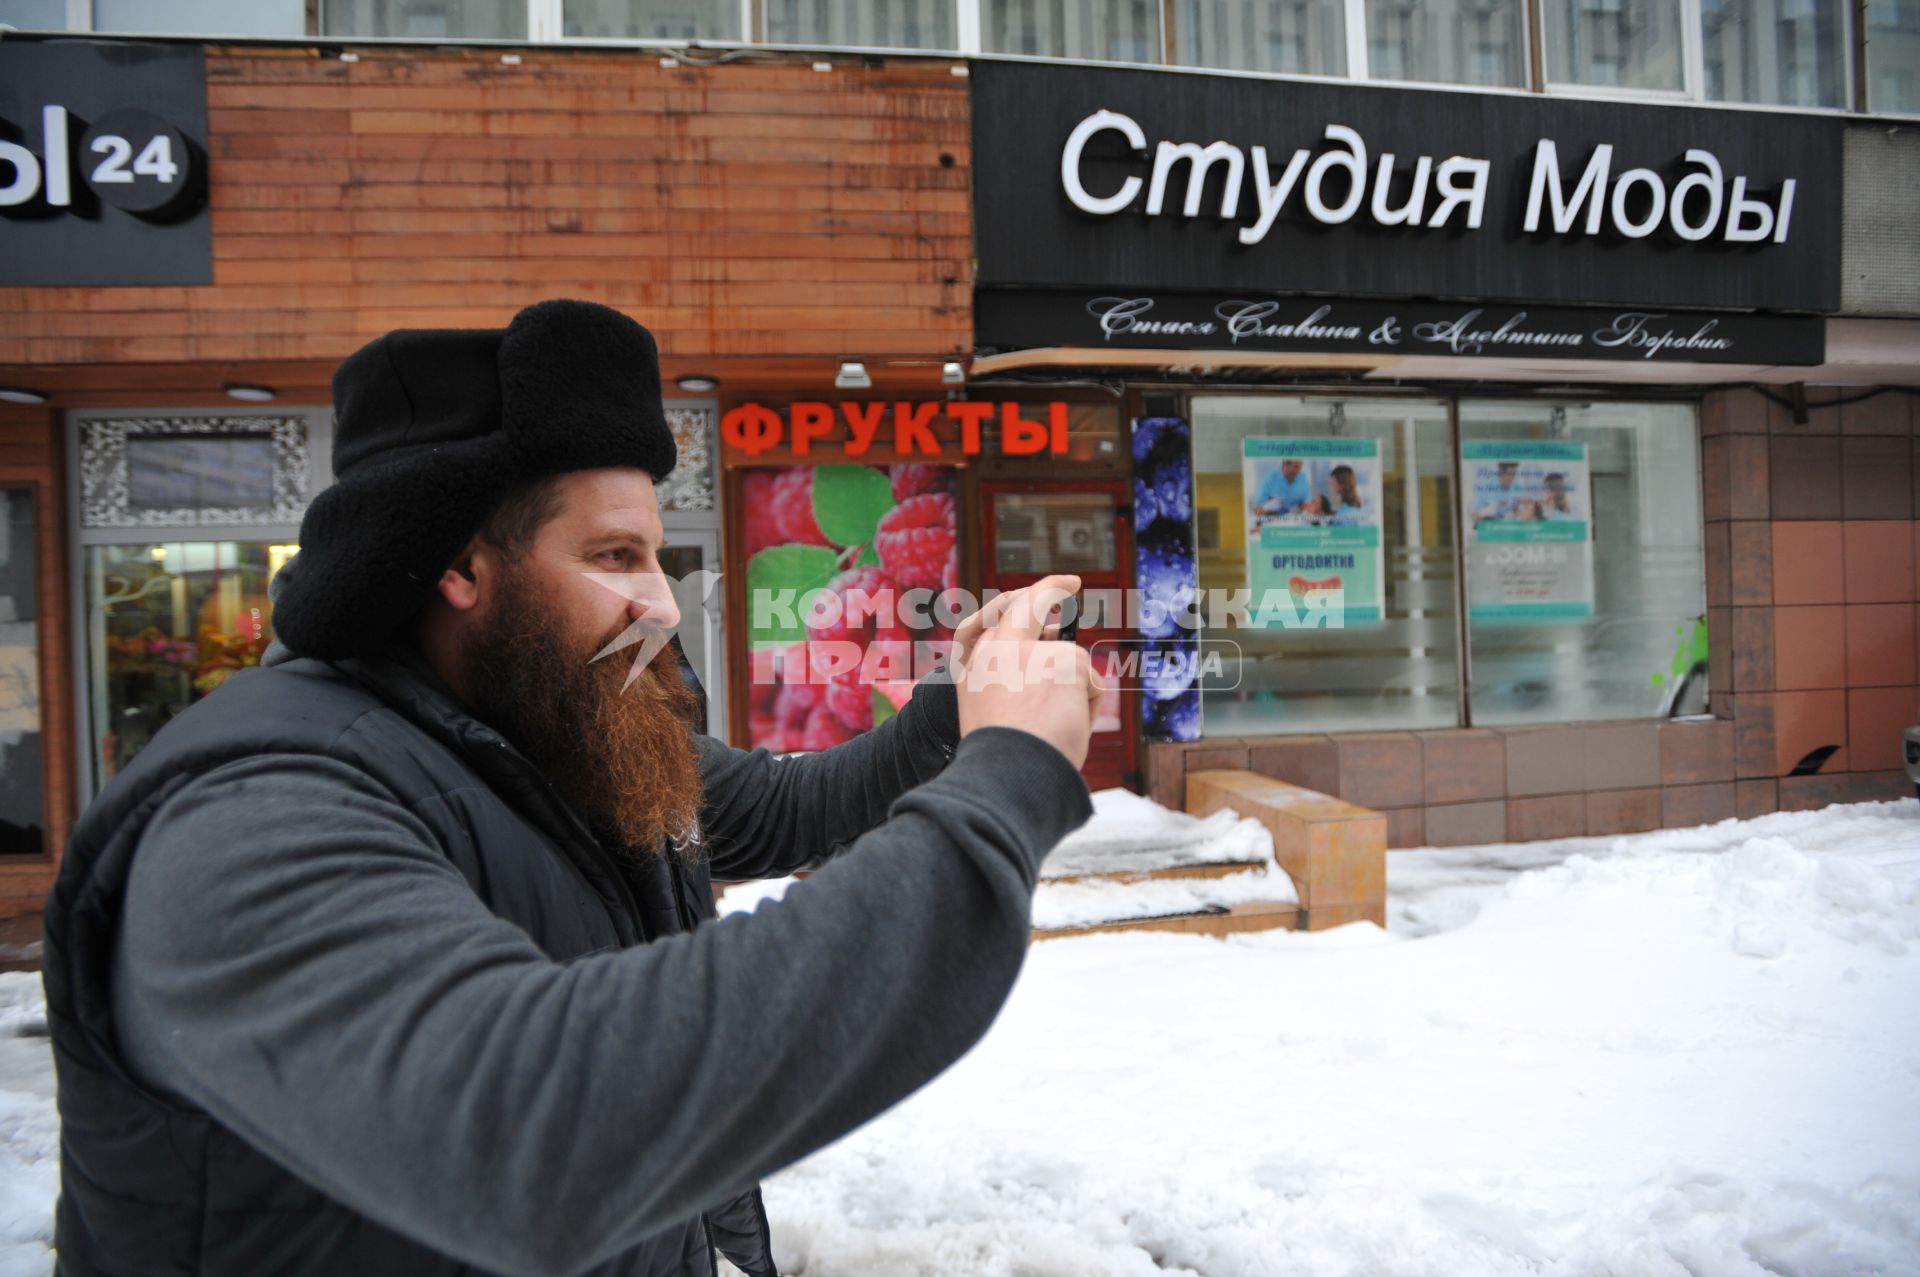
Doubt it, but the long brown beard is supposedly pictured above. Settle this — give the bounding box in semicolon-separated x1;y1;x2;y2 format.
459;563;705;860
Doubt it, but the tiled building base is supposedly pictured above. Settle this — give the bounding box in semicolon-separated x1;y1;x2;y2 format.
1145;716;1913;852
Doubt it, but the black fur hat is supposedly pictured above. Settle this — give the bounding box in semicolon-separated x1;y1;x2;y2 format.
271;299;677;659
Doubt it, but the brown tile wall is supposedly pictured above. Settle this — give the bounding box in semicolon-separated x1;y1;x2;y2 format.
1144;388;1916;850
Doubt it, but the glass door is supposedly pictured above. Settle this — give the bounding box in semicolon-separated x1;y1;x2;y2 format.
980;480;1137;792
658;530;728;742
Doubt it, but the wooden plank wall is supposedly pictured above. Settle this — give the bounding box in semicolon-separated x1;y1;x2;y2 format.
0;410;73;930
0;45;973;374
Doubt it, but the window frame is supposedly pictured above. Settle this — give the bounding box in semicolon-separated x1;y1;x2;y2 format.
1179;387;1707;738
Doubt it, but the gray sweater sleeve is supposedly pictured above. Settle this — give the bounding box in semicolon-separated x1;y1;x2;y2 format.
698;673;961;879
112;726;1091;1277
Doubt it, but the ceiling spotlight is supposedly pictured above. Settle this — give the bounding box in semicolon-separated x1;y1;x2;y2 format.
941;361;966;386
675;374;719;393
834;361;871;390
224;383;277;403
0;386;48;405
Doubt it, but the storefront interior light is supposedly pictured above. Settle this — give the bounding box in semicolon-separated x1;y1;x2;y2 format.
675;374;719;393
224;383;277;403
834;361;872;390
150;546;167;561
0;386;49;404
941;361;966;385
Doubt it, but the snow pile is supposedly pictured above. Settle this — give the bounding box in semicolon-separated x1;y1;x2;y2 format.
1039;788;1273;878
759;801;1920;1276
722;788;1296;931
1029;866;1296;931
0;975;55;1277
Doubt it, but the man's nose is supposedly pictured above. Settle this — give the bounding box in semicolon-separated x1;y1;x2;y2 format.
626;573;681;631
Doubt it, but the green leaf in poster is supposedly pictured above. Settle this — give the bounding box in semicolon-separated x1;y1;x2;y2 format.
812;465;895;550
855;543;880;568
871;688;897;727
747;544;840;646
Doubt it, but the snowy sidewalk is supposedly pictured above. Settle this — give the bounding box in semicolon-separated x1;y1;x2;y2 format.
4;801;1918;1276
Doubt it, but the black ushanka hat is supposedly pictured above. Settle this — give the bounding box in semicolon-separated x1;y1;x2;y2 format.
271;298;678;659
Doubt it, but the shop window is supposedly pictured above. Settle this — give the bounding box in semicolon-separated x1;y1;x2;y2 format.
1365;0;1526;87
566;0;741;39
1702;0;1845;107
0;488;44;857
1191;396;1459;735
1460;401;1705;726
987;0;1162;62
1544;0;1685;91
1170;0;1346;76
87;541;286;785
1869;0;1920;113
768;0;956;47
320;0;529;38
90;0;306;35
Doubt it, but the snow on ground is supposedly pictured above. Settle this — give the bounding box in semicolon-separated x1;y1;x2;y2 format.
3;801;1918;1275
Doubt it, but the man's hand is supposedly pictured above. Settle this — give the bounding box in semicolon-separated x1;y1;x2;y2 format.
951;574;1102;769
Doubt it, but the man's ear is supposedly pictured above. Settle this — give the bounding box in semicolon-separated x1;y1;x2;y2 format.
436;535;492;612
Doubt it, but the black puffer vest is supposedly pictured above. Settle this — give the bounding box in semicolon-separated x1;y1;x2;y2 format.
42;652;775;1277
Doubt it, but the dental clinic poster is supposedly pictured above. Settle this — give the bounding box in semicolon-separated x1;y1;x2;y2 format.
1242;437;1383;626
1463;440;1594;621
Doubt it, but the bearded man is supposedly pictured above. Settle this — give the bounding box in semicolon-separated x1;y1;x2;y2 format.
43;300;1098;1277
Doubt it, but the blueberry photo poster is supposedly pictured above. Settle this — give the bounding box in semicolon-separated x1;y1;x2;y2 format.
1132;417;1201;742
1241;437;1385;627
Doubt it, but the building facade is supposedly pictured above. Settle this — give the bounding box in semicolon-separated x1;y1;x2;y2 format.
1;0;1917;931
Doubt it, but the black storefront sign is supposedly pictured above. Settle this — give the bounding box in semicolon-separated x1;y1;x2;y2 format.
972;61;1843;316
976;290;1826;366
0;41;211;286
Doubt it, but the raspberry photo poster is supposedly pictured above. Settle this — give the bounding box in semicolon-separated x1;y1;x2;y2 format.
741;464;959;752
1241;437;1384;627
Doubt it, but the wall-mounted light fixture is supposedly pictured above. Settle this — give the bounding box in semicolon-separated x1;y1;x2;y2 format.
0;386;49;405
223;383;277;403
941;361;966;386
675;374;719;393
834;361;871;390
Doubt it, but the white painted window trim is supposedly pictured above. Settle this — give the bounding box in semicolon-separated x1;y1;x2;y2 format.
1344;0;1369;79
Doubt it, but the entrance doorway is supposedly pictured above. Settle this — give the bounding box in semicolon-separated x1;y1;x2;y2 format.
980;479;1137;792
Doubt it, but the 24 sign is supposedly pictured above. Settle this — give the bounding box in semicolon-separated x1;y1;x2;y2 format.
0;105;196;217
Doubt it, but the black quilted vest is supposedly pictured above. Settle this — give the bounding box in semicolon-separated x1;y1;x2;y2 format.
42;653;774;1277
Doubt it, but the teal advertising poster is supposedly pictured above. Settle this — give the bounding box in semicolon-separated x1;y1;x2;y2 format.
1463;440;1594;621
1241;437;1384;627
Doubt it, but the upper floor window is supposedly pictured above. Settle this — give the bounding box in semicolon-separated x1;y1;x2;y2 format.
1169;0;1345;76
1869;0;1920;113
988;0;1161;63
773;0;955;50
1702;0;1847;108
321;0;530;37
1367;0;1527;86
565;0;740;39
1543;0;1686;92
